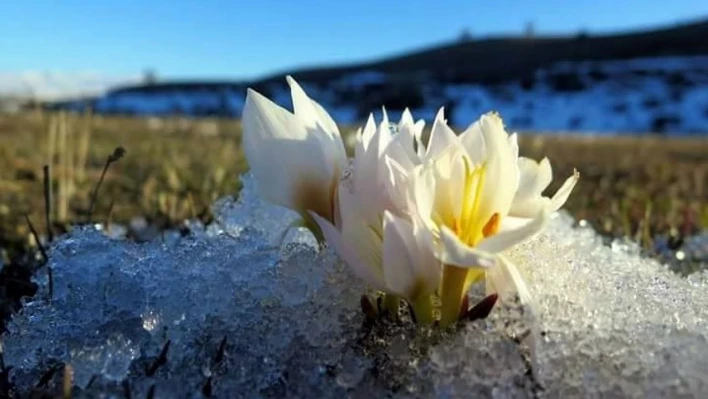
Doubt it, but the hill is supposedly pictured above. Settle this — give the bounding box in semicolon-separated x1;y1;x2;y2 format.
52;19;708;134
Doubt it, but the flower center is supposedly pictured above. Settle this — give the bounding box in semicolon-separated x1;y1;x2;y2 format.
449;158;500;245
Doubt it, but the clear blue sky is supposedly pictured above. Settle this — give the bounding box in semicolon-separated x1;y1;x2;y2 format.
1;0;706;80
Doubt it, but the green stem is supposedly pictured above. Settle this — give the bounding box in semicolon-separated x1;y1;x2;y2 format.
301;213;327;248
411;293;435;326
438;265;468;328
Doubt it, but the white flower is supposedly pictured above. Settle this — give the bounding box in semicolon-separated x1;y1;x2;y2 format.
509;156;580;220
411;110;556;326
310;110;440;323
241;76;347;242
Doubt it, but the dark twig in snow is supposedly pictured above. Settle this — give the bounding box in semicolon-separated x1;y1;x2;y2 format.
24;214;47;264
202;376;213;397
214;335;227;364
145;340;170;377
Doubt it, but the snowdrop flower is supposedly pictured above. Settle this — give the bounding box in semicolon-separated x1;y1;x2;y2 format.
241;76;347;243
411;110;574;326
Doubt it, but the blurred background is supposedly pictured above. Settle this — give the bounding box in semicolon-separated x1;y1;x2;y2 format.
0;1;707;281
1;1;708;134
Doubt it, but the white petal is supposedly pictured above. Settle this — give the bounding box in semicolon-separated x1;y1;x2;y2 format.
425;108;459;159
286;76;339;137
508;133;519;160
382;212;437;298
515;157;552;201
286;76;347;175
412;217;441;290
242;89;333;212
477;207;549;253
485;254;533;305
414;120;427;159
477;112;519;222
549;169;580;211
310;209;385;290
383;155;413;215
411;164;438;232
507;197;550;219
459;119;486;164
399;108;414;127
438;225;497;268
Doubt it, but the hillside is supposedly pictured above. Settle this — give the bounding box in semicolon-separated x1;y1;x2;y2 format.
53;19;708;134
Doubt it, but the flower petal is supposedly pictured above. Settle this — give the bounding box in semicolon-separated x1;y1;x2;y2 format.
549;169;580;211
425;108;459;160
242;88;334;214
515;157;552;201
508;196;551;219
485;254;533;305
286;76;339;138
477;112;519;222
477;207;549;253
438;225;497;268
459;119;486;164
286;76;347;177
310;210;385;290
382;212;438;299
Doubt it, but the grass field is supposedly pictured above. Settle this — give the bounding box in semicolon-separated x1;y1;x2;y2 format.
0;110;706;272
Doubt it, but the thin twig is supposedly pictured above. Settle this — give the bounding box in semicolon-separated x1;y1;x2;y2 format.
25;213;53;301
87;147;126;223
43;164;54;242
145;340;170;377
24;214;48;263
214;336;227;364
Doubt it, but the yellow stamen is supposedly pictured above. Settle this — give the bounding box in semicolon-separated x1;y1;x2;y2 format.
482;213;500;238
460;160;487;246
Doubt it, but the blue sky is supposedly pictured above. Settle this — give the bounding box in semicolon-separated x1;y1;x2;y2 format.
1;0;706;80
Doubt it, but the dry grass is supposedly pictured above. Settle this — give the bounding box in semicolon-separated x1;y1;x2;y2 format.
0;111;706;265
0;111;245;262
517;134;708;246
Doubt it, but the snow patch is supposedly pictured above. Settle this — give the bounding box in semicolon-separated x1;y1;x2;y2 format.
3;174;708;397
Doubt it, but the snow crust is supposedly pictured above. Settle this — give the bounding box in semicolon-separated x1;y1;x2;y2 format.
4;174;708;398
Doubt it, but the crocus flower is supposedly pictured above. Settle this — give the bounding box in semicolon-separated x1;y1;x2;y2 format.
241;76;347;243
410;110;569;326
311;111;440;323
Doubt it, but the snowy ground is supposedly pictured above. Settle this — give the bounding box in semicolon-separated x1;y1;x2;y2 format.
56;56;708;135
3;174;708;398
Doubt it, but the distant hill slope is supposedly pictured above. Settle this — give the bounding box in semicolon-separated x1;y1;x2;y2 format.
103;18;708;95
51;19;708;134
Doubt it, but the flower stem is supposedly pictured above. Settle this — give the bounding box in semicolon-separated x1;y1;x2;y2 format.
411;294;435;326
439;264;468;327
301;213;326;248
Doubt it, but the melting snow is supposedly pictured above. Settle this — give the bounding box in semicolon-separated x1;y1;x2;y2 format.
3;174;708;398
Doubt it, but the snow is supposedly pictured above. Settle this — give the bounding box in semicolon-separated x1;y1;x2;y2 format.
4;173;708;398
56;56;708;135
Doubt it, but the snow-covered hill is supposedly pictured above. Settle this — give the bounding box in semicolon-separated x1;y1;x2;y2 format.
62;56;708;134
